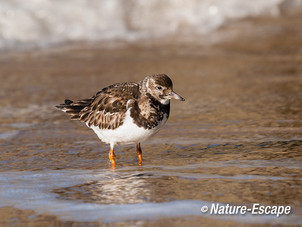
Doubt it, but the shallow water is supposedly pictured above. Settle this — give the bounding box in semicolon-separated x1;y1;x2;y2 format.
0;10;302;226
0;167;301;225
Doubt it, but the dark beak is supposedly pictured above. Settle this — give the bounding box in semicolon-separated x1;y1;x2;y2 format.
167;91;185;101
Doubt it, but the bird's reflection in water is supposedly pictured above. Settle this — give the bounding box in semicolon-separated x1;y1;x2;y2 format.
54;173;152;204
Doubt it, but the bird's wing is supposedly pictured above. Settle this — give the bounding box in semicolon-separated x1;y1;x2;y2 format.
76;82;140;129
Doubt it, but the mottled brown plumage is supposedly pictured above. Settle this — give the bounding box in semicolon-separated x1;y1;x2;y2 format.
56;82;138;129
56;74;179;130
56;74;185;167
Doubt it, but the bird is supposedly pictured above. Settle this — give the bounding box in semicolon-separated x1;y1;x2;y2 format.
56;74;185;167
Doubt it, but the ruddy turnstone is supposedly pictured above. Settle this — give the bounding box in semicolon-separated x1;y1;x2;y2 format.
56;74;184;167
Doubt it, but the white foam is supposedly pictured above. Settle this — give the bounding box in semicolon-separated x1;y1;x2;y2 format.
0;0;299;50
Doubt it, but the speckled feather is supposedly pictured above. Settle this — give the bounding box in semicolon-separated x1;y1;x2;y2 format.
56;74;171;130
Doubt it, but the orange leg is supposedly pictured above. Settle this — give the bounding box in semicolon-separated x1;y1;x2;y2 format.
108;147;116;168
136;143;143;165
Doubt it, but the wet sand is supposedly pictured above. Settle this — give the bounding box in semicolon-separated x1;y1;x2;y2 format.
0;9;302;226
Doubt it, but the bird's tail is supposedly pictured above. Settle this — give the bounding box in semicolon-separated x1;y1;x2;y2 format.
56;98;92;120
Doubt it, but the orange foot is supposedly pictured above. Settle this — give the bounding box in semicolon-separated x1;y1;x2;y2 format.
108;149;116;168
137;143;143;166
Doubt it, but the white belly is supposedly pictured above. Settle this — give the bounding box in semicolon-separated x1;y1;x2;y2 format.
88;109;168;145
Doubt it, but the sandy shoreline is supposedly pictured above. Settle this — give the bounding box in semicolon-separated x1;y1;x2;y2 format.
0;8;302;227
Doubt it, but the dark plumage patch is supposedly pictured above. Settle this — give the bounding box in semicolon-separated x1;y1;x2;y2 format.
153;74;173;88
129;93;170;129
64;99;73;105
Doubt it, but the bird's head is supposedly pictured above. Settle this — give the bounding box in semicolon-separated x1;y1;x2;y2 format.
141;74;185;105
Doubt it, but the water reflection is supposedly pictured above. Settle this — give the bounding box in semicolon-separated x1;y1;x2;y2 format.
54;173;152;204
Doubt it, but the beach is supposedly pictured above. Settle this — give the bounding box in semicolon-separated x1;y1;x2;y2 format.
0;6;302;226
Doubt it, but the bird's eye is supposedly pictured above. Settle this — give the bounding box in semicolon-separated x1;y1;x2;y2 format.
157;86;163;90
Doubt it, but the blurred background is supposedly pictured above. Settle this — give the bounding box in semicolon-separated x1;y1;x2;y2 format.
1;0;301;50
0;0;302;226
